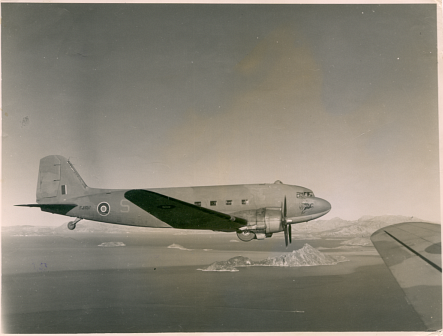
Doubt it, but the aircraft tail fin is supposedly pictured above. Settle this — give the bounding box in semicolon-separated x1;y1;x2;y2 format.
36;155;89;203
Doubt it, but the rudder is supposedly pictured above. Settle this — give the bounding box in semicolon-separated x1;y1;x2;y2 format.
36;155;88;203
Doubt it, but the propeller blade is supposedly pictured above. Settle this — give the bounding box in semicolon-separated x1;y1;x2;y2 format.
289;224;292;244
283;196;287;218
284;225;288;247
281;196;289;247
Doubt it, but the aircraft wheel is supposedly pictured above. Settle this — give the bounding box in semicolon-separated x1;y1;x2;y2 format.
237;230;256;242
67;222;76;230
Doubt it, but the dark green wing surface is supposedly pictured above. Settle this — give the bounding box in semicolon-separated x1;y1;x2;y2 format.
124;189;247;231
371;222;441;331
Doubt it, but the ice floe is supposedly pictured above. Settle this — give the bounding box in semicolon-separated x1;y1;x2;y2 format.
98;242;126;247
167;243;193;251
340;237;373;246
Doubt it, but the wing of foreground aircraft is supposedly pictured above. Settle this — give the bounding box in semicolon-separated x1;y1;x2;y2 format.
371;222;442;331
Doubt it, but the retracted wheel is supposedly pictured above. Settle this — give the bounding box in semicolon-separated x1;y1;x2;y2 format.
237;230;256;242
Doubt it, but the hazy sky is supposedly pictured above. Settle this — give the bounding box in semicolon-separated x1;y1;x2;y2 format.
2;4;440;226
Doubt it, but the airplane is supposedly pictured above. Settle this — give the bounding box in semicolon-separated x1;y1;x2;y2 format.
17;155;331;245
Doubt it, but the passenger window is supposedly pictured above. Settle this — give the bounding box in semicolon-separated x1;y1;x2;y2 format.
210;201;217;206
194;201;201;206
226;200;232;205
242;199;249;205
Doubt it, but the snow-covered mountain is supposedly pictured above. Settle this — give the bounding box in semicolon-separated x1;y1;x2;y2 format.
2;225;55;236
54;221;154;233
3;221;167;235
294;215;429;238
198;244;348;272
256;244;348;266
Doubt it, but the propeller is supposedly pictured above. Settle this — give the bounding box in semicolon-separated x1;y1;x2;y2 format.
281;196;292;247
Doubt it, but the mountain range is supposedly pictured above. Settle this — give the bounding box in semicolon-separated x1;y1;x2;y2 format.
292;215;430;238
3;215;433;238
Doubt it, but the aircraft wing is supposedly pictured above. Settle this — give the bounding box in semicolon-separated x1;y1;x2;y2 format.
124;189;247;232
370;222;442;331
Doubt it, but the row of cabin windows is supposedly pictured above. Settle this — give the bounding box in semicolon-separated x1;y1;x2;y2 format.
194;199;249;207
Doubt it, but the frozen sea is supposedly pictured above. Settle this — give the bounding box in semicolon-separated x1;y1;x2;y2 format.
2;230;426;333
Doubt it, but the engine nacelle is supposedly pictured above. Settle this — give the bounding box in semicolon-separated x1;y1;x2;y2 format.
235;207;284;235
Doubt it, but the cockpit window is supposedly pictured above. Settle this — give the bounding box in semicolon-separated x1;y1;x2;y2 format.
298;192;314;198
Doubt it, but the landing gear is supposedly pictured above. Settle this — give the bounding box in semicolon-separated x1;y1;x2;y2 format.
237;230;256;242
67;218;82;230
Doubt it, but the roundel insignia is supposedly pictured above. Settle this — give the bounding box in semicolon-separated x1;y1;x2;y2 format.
97;202;110;216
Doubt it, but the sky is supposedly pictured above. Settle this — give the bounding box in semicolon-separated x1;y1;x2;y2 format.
2;3;440;227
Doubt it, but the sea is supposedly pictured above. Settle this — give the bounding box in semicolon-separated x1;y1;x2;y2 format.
1;230;426;333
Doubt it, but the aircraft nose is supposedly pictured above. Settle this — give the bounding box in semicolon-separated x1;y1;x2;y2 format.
313;197;331;215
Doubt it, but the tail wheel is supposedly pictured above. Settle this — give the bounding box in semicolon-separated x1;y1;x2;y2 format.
237;230;256;242
67;218;82;230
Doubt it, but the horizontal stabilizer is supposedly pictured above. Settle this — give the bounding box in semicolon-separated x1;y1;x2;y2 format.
125;189;247;231
15;203;77;215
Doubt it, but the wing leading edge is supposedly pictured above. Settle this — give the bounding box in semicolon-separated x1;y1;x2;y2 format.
124;189;247;232
371;222;442;331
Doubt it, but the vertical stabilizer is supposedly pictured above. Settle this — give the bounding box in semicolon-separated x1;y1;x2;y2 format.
36;155;88;203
